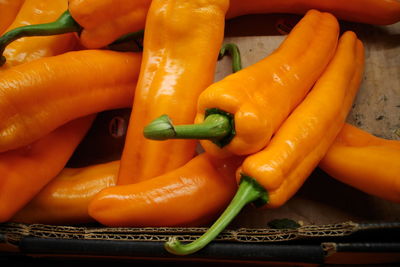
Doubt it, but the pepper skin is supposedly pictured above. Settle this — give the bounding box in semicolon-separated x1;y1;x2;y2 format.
227;0;400;26
89;153;242;227
117;0;229;184
165;30;365;255
0;115;95;223
145;9;339;159
320;123;400;203
69;0;152;49
2;0;399;57
12;161;119;225
1;0;78;69
0;0;24;35
0;50;141;153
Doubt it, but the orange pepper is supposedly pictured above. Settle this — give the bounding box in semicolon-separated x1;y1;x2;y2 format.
117;0;229;184
164;29;365;255
144;9;339;159
0;50;141;153
69;0;152;49
0;115;95;222
89;153;242;227
0;0;24;35
1;0;78;69
227;0;400;26
320;123;400;203
1;0;398;56
12;160;119;225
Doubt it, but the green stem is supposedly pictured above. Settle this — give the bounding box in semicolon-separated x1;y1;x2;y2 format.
142;44;243;147
219;43;242;73
143;113;232;142
0;10;81;66
164;175;268;256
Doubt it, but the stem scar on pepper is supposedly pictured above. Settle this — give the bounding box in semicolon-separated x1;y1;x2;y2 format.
143;43;242;147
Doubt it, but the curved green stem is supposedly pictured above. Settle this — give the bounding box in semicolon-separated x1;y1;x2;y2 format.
219;43;242;73
143;113;232;145
164;175;268;256
0;10;81;66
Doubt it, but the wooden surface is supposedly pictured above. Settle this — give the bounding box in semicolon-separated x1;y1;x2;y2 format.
214;15;400;228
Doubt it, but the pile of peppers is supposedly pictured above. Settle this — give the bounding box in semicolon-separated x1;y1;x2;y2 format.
0;0;399;256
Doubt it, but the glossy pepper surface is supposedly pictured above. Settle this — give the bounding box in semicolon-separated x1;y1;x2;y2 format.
89;153;242;227
165;30;365;255
1;0;78;68
320;123;400;203
1;0;398;62
145;9;339;159
117;0;229;185
0;115;94;222
0;50;141;153
68;0;152;49
227;0;400;26
0;0;24;35
12;160;119;225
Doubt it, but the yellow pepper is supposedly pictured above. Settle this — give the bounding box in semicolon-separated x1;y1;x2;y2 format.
0;0;24;35
164;29;365;255
117;0;229;184
1;0;78;69
320;123;400;203
144;9;339;159
12;160;119;225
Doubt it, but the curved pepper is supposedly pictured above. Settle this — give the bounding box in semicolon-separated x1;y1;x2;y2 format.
227;0;400;26
1;0;399;64
89;153;242;227
0;0;24;35
117;0;229;184
164;30;365;255
0;115;95;222
320;124;400;203
68;0;152;49
0;0;79;68
0;49;141;153
12;160;119;225
144;9;339;158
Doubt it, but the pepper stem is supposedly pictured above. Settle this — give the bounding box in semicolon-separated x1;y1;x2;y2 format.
144;113;232;142
0;10;81;66
164;175;268;255
219;43;242;73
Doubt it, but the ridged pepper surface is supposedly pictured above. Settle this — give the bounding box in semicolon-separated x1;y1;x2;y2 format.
117;0;229;184
0;0;78;69
89;153;242;227
1;0;398;61
0;50;141;153
12;160;119;224
144;9;339;159
164;29;365;255
0;115;95;222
